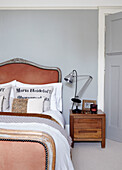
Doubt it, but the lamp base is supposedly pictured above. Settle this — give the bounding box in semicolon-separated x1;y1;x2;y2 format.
72;108;81;113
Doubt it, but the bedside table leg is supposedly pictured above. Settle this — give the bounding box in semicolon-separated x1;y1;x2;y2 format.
70;115;74;148
71;141;74;148
101;115;106;148
101;139;105;148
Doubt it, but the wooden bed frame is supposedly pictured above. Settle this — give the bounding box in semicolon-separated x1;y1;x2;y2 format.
0;58;62;170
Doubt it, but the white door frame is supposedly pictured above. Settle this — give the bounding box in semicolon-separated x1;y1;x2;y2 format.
98;7;122;111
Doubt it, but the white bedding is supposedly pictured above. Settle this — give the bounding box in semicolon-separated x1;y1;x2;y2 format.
42;110;65;128
0;122;74;170
5;108;65;128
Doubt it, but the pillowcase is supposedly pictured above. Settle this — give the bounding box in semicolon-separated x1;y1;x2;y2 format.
13;86;53;112
16;81;62;112
12;98;44;114
0;85;11;111
0;96;4;112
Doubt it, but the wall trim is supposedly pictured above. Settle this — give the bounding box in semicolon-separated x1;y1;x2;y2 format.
0;7;98;10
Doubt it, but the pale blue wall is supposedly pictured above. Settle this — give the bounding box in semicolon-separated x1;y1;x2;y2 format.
0;10;98;124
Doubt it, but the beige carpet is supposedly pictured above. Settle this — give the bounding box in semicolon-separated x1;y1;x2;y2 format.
72;139;122;170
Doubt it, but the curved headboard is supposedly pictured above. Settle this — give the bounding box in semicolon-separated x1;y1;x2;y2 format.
0;58;61;84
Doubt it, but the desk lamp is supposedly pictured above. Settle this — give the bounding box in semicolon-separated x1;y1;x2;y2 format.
64;70;93;113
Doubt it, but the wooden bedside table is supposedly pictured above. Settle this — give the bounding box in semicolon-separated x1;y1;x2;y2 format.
70;110;106;148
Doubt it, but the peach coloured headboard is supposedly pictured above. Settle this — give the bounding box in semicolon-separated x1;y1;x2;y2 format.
0;58;61;84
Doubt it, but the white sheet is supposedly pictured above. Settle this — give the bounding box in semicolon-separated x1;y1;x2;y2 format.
0;122;74;170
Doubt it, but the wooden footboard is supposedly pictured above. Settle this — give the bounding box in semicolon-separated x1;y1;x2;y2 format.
0;129;56;170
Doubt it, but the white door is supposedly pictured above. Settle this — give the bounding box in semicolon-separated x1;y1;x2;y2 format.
105;12;122;142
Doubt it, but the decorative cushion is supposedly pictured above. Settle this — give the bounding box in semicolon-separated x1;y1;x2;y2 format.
27;98;44;113
12;98;28;113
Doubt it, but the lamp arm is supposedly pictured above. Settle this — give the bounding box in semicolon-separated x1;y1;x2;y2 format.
77;76;93;98
72;70;78;98
71;70;78;110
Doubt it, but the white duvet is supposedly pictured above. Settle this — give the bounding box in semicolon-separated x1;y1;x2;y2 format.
0;111;74;170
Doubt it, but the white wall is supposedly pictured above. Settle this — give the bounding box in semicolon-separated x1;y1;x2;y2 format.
0;10;98;124
0;0;122;8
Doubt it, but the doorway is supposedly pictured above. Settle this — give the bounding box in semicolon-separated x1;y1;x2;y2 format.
105;12;122;142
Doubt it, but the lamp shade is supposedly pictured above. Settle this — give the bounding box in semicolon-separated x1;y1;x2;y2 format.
64;71;74;83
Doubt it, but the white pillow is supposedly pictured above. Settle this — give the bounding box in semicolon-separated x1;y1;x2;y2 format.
0;85;11;111
13;86;53;111
27;98;44;113
16;81;63;112
0;95;3;111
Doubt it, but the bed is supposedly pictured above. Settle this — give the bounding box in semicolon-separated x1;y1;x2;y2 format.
0;58;74;170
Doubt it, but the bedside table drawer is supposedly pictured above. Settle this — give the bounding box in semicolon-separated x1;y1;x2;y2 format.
74;118;102;129
74;129;102;139
70;110;106;148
